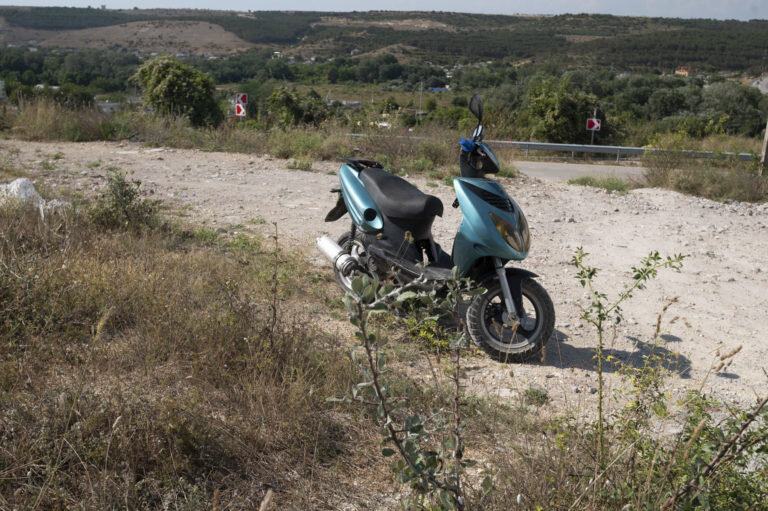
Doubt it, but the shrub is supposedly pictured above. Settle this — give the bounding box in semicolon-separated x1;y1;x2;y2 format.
643;132;768;202
407;156;435;173
131;56;223;127
269;130;324;159
287;159;312;171
90;169;157;230
418;139;453;166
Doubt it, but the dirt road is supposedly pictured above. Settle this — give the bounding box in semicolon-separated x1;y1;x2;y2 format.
3;139;767;414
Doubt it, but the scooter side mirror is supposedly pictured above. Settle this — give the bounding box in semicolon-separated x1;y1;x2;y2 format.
469;94;484;123
472;124;484;142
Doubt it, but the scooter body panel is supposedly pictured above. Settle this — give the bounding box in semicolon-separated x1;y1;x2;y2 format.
452;177;528;276
339;164;383;233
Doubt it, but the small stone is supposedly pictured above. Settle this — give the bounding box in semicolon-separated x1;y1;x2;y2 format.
567;217;576;223
589;387;598;394
572;386;581;393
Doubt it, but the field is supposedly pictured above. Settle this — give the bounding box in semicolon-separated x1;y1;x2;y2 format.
2;133;768;508
1;7;767;506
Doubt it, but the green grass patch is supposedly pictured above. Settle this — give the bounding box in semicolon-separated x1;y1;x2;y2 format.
286;159;313;171
568;175;630;193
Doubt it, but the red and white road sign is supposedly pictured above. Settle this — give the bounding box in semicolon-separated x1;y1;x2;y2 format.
235;103;246;116
586;118;601;131
236;93;248;105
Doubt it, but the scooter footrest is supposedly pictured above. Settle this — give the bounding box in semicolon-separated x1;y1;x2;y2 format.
368;245;454;282
423;266;453;281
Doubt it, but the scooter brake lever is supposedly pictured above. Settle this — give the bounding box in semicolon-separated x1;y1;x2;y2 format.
452;198;459;208
330;188;341;193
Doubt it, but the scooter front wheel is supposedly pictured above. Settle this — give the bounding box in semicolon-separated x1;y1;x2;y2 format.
334;231;368;294
466;277;554;363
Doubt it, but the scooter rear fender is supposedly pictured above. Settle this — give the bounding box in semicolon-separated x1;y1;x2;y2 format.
338;164;383;233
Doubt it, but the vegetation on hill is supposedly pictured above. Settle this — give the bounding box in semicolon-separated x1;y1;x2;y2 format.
1;8;767;72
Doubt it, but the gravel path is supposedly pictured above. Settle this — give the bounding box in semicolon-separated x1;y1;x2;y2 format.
4;139;767;415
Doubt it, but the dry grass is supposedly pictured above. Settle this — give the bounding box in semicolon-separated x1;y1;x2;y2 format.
1;191;766;509
11;98;110;142
643;151;768;203
0;203;379;509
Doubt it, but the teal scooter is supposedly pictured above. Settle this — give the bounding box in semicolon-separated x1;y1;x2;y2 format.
317;95;554;362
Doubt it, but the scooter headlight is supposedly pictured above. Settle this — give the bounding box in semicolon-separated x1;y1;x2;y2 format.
490;212;526;253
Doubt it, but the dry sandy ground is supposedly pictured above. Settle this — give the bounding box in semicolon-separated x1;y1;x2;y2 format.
3;139;767;417
0;18;254;55
311;17;455;31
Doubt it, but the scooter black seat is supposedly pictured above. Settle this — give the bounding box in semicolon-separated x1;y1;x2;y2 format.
360;167;443;219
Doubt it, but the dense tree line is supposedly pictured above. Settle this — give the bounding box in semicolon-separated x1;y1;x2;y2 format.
485;69;767;142
0;45;765;143
0;47;139;105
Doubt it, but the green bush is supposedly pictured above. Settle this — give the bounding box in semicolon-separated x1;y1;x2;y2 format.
131;56;223;127
407;156;435;173
269;130;324;159
90;169;157;230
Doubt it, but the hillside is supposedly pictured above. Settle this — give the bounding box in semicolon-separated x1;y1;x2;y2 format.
0;18;255;55
1;7;767;70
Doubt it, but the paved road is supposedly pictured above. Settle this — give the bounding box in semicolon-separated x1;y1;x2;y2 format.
513;160;646;181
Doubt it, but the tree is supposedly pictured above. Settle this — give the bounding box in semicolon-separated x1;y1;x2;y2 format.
524;77;598;144
131;56;222;127
648;88;687;119
267;87;329;127
699;81;764;136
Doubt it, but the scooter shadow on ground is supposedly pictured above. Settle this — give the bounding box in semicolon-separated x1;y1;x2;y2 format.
530;330;696;380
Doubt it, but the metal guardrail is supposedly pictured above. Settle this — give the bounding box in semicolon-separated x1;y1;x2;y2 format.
347;133;756;162
486;139;755;162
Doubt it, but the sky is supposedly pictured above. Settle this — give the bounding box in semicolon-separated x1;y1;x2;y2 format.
5;0;767;21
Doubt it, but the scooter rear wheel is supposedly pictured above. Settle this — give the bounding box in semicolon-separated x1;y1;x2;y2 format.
466;276;554;363
334;231;368;294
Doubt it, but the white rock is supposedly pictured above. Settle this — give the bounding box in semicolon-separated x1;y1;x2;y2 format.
0;178;71;220
0;178;43;207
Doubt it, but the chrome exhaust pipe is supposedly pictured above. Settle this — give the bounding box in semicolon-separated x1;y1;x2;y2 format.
317;235;358;276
